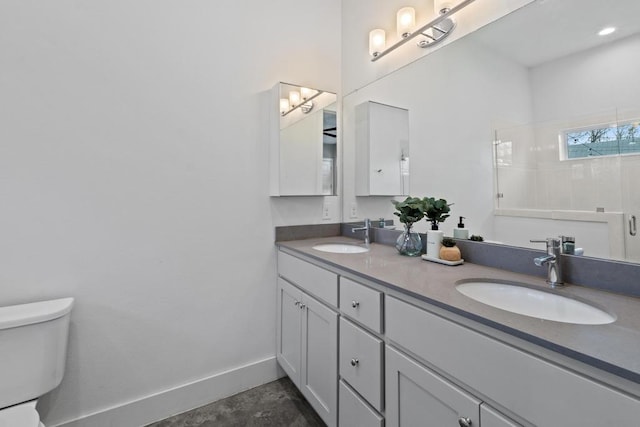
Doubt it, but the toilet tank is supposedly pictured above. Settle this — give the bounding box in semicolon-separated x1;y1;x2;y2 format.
0;298;74;409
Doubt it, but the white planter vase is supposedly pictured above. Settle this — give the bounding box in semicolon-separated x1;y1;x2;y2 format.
426;230;444;258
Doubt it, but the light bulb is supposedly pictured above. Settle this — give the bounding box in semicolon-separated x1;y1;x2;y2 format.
300;87;314;100
369;29;386;57
279;98;290;115
289;91;301;107
397;7;416;38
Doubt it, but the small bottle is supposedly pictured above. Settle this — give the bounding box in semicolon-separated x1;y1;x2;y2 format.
378;218;385;228
453;216;469;239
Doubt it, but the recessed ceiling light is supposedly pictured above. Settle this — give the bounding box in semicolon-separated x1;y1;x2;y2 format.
598;27;616;36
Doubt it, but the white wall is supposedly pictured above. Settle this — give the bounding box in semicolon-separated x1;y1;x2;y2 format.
0;1;340;425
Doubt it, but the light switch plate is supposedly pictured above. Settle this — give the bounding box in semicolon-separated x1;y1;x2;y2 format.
350;203;358;219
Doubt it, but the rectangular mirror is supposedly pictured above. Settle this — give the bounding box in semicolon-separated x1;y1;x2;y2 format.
270;82;337;196
341;0;640;263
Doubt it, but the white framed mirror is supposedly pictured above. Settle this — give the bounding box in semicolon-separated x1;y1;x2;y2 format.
270;82;337;197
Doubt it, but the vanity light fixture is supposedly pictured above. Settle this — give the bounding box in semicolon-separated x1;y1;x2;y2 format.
369;29;386;57
279;98;290;115
370;0;476;62
397;7;416;38
300;87;314;100
289;90;301;107
280;89;325;117
598;27;616;36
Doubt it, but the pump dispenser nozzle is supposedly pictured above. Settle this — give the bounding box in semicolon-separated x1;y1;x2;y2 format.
454;216;469;239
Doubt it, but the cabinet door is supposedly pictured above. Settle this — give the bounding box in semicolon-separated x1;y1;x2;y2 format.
481;404;522;427
276;278;303;386
301;293;339;427
355;101;409;196
386;346;480;427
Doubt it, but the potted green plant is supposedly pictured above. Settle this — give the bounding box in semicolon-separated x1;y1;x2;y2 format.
423;197;452;231
391;197;424;256
422;197;452;259
440;237;462;261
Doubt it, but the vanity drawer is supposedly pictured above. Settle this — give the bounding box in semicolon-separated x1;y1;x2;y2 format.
278;251;338;307
339;380;383;427
339;317;383;411
340;277;382;333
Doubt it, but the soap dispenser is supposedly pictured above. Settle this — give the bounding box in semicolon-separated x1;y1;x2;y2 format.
453;216;469;239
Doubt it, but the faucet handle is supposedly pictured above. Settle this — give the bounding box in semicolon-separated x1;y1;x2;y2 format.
530;237;561;247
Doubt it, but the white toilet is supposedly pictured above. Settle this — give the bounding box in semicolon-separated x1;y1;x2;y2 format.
0;297;74;427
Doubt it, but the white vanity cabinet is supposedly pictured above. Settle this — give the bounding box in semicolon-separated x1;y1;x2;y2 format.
276;247;640;427
277;253;339;427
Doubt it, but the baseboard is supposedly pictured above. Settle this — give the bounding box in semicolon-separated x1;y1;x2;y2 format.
51;356;284;427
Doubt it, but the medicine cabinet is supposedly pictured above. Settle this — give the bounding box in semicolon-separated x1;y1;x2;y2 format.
270;82;338;197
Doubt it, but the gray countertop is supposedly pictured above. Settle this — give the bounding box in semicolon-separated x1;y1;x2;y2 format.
277;236;640;385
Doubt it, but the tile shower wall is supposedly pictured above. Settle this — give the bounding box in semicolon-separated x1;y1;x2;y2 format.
496;34;640;213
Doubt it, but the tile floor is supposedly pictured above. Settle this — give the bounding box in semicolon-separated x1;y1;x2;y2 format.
146;377;325;427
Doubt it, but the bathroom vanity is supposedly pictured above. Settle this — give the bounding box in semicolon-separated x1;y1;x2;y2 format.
276;237;640;427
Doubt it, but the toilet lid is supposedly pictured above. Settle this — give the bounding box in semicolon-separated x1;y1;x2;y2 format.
0;402;40;427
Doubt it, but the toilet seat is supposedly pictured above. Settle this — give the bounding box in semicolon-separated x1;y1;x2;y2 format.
0;400;42;427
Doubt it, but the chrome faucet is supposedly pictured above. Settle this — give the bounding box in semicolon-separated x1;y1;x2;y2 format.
352;218;371;246
530;237;563;287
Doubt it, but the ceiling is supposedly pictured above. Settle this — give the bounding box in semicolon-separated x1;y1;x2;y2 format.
472;0;640;67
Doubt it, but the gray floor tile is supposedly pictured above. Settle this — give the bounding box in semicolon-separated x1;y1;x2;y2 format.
146;377;325;427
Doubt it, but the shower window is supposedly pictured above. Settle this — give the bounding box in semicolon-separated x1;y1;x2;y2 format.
564;121;640;159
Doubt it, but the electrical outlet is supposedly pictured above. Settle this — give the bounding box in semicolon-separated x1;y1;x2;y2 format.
350;203;358;219
322;203;330;220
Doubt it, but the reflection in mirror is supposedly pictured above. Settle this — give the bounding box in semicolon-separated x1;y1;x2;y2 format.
355;101;409;196
488;0;640;262
342;0;640;263
270;83;337;196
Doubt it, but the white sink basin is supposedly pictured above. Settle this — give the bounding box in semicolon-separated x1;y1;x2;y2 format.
312;243;369;254
456;281;615;325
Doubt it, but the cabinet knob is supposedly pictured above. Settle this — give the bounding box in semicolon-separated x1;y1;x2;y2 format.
351;300;360;308
294;301;300;306
299;303;306;310
350;358;359;367
458;417;472;427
